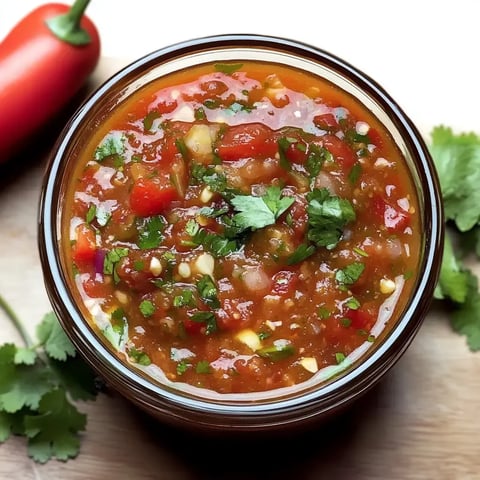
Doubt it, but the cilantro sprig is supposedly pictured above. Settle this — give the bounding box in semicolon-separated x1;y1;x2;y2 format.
0;295;99;463
429;126;480;351
230;185;294;232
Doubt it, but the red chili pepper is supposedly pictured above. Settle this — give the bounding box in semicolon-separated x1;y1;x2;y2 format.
0;0;100;162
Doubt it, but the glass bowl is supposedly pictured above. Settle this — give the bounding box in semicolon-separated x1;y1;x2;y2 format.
38;34;444;432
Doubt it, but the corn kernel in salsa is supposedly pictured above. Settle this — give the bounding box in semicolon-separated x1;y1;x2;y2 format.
64;61;420;394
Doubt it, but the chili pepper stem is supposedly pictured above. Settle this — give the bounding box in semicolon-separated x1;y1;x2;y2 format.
0;293;34;348
46;0;92;46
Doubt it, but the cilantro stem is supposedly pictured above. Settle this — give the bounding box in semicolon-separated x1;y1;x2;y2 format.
0;293;35;348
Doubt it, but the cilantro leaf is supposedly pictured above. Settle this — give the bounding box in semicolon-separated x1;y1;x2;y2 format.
0;296;101;463
196;275;220;309
434;231;468;303
94;132;125;162
24;388;86;463
287;243;316;265
306;188;356;250
137;215;165;249
450;270;480;351
189;311;218;335
231;186;294;231
0;409;27;442
0;361;53;413
36;313;76;361
430;126;480;231
335;262;365;285
103;247;129;283
14;348;37;366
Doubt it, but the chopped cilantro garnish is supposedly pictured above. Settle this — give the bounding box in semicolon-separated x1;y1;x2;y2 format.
214;63;243;74
305;144;331;178
277;137;294;171
318;306;330;319
175;139;189;160
128;347;151;366
139;300;155;317
94;132;125;162
173;289;196;308
143;110;160;131
189;311;217;335
196;276;220;309
86;204;96;224
196;360;211;374
190;164;227;193
103;247;129;283
348;163;362;184
137;216;165;250
335;262;365;285
231;185;294;232
86;204;110;227
176;360;190;375
353;246;369;257
257;341;295;361
306;188;356;250
194;107;206;120
286;243;316;265
340;318;352;328
187;226;238;258
133;260;145;271
335;352;346;364
197;206;229;218
258;331;271;341
345;297;361;310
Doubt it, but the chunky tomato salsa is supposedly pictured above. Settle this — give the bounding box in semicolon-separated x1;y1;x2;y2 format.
64;61;420;394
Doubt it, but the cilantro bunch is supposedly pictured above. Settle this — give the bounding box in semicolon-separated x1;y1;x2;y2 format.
430;126;480;351
0;295;99;463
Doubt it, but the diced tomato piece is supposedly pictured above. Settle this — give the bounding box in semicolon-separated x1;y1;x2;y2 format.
287;195;308;238
216;123;278;160
313;113;338;131
156;98;178;115
285;140;308;164
366;127;383;149
272;270;299;295
372;195;410;232
72;224;96;264
322;134;356;169
343;308;375;330
183;317;204;335
130;172;179;217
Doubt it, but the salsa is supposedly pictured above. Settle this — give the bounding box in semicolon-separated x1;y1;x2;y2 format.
64;61;420;394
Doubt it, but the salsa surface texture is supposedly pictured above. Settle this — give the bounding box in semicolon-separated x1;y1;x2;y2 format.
64;61;420;394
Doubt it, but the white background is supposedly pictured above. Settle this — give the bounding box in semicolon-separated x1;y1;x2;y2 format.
1;0;480;135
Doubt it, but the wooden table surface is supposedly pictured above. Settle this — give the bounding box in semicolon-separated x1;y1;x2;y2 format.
0;57;479;480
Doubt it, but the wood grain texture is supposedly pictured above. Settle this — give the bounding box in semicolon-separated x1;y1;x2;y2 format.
0;57;479;480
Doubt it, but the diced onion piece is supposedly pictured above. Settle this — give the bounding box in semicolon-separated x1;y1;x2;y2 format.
184;124;216;158
380;278;396;294
299;357;319;373
241;267;272;295
194;253;215;277
266;320;282;331
178;262;191;278
236;329;262;351
200;186;213;204
356;121;370;136
114;291;129;305
149;257;163;276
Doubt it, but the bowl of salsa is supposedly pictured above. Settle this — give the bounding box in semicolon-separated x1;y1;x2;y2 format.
38;34;443;431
